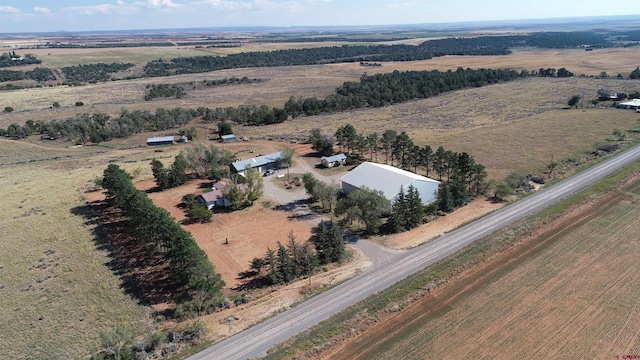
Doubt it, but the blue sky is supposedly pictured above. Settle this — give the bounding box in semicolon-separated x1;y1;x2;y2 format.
0;0;637;33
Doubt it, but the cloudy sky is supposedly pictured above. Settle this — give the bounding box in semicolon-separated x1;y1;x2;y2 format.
0;0;637;33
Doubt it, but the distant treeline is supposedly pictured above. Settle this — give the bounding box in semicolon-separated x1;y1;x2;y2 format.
1;107;201;143
42;42;174;48
0;67;55;82
203;67;525;125
202;76;262;86
143;37;513;76
2;66;591;142
254;36;412;43
2;67;526;141
142;32;610;76
0;52;41;68
61;62;135;82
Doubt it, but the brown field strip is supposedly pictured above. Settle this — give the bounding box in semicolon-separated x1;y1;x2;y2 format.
328;175;640;360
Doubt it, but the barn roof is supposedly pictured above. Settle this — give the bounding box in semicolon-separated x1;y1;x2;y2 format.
321;153;347;162
146;136;175;143
619;99;640;107
340;162;439;200
231;151;282;172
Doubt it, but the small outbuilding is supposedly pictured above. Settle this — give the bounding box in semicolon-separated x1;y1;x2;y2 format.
231;151;283;177
321;153;347;168
146;136;175;146
340;162;440;205
220;134;237;143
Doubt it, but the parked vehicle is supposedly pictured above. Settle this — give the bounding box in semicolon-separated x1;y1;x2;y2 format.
263;169;275;176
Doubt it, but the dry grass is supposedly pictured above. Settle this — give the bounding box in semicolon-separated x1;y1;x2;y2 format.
0;142;161;359
332;177;640;360
3;47;640;125
1;45;640;358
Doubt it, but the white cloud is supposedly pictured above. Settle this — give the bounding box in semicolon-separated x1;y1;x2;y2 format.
145;0;180;8
0;6;21;14
33;7;51;14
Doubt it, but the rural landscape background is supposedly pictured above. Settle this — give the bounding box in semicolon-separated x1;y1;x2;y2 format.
1;12;640;360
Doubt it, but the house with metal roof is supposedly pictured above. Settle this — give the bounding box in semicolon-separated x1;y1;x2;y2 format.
146;136;175;146
230;151;283;176
321;153;347;168
340;162;439;205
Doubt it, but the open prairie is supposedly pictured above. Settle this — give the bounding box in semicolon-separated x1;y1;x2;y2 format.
328;175;640;360
0;140;154;359
3;47;640;125
2;31;640;359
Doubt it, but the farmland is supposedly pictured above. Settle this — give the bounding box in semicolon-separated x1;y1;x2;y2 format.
327;175;640;360
1;24;640;359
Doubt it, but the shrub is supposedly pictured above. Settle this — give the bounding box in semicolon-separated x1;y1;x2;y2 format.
52;101;60;108
4;106;13;113
75;101;84;106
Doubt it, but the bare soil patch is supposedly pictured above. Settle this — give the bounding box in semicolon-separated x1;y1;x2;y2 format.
375;198;504;250
325;175;640;360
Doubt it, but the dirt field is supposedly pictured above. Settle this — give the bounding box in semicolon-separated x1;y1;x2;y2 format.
325;175;640;360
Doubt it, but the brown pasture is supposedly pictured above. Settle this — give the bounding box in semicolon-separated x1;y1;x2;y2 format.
1;42;640;359
327;176;640;360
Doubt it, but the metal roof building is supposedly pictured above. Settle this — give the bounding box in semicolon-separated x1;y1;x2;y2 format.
146;136;175;145
340;162;440;205
231;151;283;176
220;134;237;143
321;153;347;168
618;99;640;109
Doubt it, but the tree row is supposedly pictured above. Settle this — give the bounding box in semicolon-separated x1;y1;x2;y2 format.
100;164;225;317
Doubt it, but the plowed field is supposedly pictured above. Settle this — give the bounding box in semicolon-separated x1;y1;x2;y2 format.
327;175;640;360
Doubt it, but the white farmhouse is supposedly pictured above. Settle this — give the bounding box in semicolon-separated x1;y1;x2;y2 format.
340;162;439;205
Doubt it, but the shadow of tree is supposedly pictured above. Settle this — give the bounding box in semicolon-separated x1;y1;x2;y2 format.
71;200;179;306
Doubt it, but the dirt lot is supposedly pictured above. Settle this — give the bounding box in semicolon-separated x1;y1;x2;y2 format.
324;175;640;360
375;198;504;250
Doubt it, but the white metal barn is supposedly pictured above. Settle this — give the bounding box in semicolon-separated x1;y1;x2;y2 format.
230;151;283;177
340;162;440;205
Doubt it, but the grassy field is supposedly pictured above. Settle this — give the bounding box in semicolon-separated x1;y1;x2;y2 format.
0;139;177;359
3;47;640;125
1;39;640;359
331;175;640;360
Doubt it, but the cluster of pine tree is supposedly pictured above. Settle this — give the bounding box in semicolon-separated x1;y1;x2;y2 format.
251;222;345;286
0;67;55;82
0;52;41;68
2;108;201;142
101;164;225;317
61;62;135;83
389;185;424;233
150;155;188;191
144;83;186;101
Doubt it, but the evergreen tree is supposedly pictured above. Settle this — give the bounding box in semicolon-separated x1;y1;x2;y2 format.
151;158;170;190
438;183;455;213
265;247;281;285
276;242;295;284
390;186;408;233
168;154;188;187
